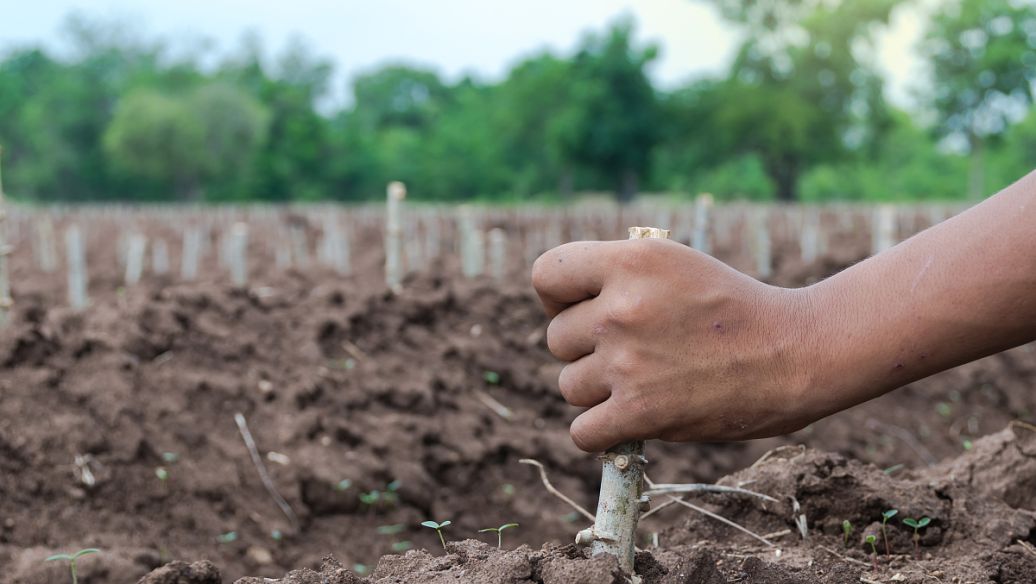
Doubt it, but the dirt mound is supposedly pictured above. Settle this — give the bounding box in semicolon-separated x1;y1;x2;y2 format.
1;265;1034;582
194;425;1036;584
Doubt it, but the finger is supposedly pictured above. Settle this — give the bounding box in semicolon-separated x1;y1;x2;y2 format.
532;241;616;317
558;355;610;408
546;299;602;361
569;400;630;453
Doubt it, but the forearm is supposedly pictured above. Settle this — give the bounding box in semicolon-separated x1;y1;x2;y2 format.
801;171;1036;419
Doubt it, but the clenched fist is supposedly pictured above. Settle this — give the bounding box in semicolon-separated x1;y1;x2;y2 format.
532;238;819;452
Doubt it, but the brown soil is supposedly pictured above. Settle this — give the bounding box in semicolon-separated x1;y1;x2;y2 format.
0;208;1033;583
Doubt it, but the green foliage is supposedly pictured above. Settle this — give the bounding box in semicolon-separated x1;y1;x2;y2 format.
216;531;238;544
478;522;519;549
483;371;501;385
421;520;452;550
902;516;931;530
45;548;100;584
2;11;1036;203
842;520;853;547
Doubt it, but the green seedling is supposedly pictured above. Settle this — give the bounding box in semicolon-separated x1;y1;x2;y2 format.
45;548;99;584
483;370;500;384
271;529;283;542
841;520;853;547
353;563;368;575
161;452;179;463
359;490;381;509
216;531;238;544
880;509;898;555
377;524;405;536
501;483;515;497
155;467;169;481
391;540;412;552
902;516;931;560
478;522;519;549
335;479;352;491
421;520;452;550
383;480;402;505
865;535;878;572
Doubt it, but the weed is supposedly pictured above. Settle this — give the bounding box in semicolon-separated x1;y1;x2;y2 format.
865;534;878;572
45;549;99;584
902;516;931;560
478;522;519;549
881;509;898;555
842;520;853;547
421;520;452;550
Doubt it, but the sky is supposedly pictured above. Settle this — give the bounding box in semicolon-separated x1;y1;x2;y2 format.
2;0;930;108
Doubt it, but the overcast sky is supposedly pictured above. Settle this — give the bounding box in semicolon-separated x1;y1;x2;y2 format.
3;0;929;108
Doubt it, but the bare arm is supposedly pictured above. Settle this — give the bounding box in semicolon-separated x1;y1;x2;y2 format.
532;171;1036;452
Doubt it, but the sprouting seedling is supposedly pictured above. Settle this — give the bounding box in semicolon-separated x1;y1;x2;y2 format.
383;480;402;505
880;509;898;555
902;516;931;560
865;535;878;572
216;531;238;544
155;467;169;481
842;520;853;547
478;522;519;549
376;524;405;536
421;520;451;551
483;370;500;384
161;452;179;463
45;548;100;584
335;479;352;491
391;540;412;552
360;490;381;508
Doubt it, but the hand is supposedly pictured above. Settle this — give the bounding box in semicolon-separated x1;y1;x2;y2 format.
532;238;820;452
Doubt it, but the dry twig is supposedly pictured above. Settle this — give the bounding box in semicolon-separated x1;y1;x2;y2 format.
234;412;300;531
645;483;778;503
518;458;595;522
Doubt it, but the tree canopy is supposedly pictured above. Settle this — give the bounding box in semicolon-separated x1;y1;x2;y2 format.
0;3;1034;204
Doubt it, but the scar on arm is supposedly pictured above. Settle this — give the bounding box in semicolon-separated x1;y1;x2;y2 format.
910;255;934;294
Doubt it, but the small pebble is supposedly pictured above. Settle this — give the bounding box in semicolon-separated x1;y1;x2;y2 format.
247;546;274;565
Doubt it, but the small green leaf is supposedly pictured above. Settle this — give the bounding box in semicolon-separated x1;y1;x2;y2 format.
478;527;497;533
917;517;931;528
841;520;852;533
483;371;500;384
421;521;440;529
72;549;100;559
387;479;402;492
271;529;283;541
499;523;518;531
882;509;898;520
335;479;352;491
353;563;368;575
156;467;169;481
903;518;919;528
865;534;876;543
45;554;72;562
162;452;179;463
439;520;452;528
377;524;405;535
391;541;412;552
216;531;238;543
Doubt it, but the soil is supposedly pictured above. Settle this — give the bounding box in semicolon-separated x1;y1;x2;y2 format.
0;206;1033;583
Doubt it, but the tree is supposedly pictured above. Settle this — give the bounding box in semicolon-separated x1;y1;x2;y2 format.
556;20;660;203
103;84;268;200
919;0;1036;198
702;0;901;201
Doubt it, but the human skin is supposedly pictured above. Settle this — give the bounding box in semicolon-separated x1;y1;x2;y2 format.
532;171;1036;452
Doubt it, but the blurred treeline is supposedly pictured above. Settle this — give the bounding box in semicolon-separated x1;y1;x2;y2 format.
1;0;1035;204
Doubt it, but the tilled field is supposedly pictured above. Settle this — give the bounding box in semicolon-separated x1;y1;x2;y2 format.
1;207;1034;583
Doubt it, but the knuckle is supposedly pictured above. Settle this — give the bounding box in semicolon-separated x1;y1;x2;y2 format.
604;294;646;327
557;363;578;402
